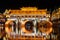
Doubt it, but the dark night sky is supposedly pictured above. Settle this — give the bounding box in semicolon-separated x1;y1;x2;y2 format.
0;0;60;13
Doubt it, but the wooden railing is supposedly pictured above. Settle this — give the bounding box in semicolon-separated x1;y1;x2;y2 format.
8;36;46;40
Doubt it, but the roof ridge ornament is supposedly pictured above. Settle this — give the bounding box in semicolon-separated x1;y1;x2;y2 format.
20;7;37;11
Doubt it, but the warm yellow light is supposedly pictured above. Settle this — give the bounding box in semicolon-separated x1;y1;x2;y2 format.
20;7;37;11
